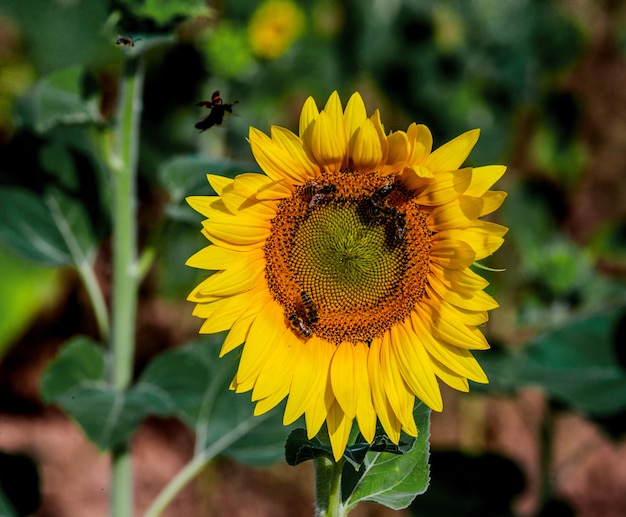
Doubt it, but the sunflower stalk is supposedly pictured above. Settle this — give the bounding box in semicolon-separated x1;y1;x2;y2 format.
314;456;347;517
108;55;144;517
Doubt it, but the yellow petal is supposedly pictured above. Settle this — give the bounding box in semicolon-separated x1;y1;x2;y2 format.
196;291;254;334
220;183;277;219
271;126;320;179
255;179;294;201
252;328;300;401
407;123;433;164
202;215;270;248
470;220;509;238
310;110;345;172
305;379;334;439
327;399;353;461
479;191;507;217
330;341;358;418
430;238;476;269
399;166;434;190
249;126;311;183
254;385;290;416
185;244;241;270
465;165;507;196
219;286;268;356
350;119;383;172
411;310;488;383
433;228;504;260
299;95;319;139
428;265;499;312
235;303;285;389
353;342;376;443
187;252;263;300
284;337;334;425
368;336;401;443
425;128;480;173
344;92;368;146
428;196;484;231
430;358;470;392
383;130;409;174
390;322;443;412
415;299;489;350
380;331;417;435
186;195;229;218
233;172;273;194
414;168;472;206
207;174;233;195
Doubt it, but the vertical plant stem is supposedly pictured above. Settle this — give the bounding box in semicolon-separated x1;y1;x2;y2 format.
109;55;144;517
314;456;347;517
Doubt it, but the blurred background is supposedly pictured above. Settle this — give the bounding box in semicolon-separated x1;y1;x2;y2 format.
1;0;626;516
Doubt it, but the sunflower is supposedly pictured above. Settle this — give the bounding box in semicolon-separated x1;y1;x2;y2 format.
186;91;507;461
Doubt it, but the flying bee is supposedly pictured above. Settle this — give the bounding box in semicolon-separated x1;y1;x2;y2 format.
303;182;336;207
195;90;238;132
300;291;319;324
116;36;141;47
288;313;313;340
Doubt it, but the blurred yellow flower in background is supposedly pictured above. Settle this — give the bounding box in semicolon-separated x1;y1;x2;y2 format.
248;0;305;59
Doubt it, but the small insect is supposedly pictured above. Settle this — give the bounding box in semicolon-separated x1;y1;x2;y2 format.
288;313;313;340
392;211;407;244
303;182;336;207
371;183;395;203
363;181;402;227
115;36;141;47
300;291;319;324
195;90;238;132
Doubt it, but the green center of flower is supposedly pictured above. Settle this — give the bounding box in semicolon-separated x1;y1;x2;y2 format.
290;203;405;310
264;171;432;344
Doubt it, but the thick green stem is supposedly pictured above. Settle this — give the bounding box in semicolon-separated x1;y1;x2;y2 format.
314;456;347;517
109;56;144;517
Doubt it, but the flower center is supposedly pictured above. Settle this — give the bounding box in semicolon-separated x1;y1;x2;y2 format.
264;170;432;343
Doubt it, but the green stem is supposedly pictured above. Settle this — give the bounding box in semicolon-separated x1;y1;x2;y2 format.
109;55;144;517
142;446;212;517
314;456;347;517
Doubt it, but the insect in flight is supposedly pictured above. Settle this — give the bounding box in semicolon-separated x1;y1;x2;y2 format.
195;90;238;132
115;36;141;47
288;313;313;340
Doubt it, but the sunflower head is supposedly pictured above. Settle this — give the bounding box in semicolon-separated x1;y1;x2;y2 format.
187;91;507;461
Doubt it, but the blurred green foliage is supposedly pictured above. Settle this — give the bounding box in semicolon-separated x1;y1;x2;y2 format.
1;0;626;515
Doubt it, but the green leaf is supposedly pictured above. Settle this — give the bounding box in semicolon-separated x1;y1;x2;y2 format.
27;67;100;133
0;247;59;359
158;155;257;221
0;486;17;517
480;305;626;416
40;337;105;403
119;0;212;26
135;337;293;466
40;337;160;450
0;187;97;267
285;429;333;466
342;402;431;511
